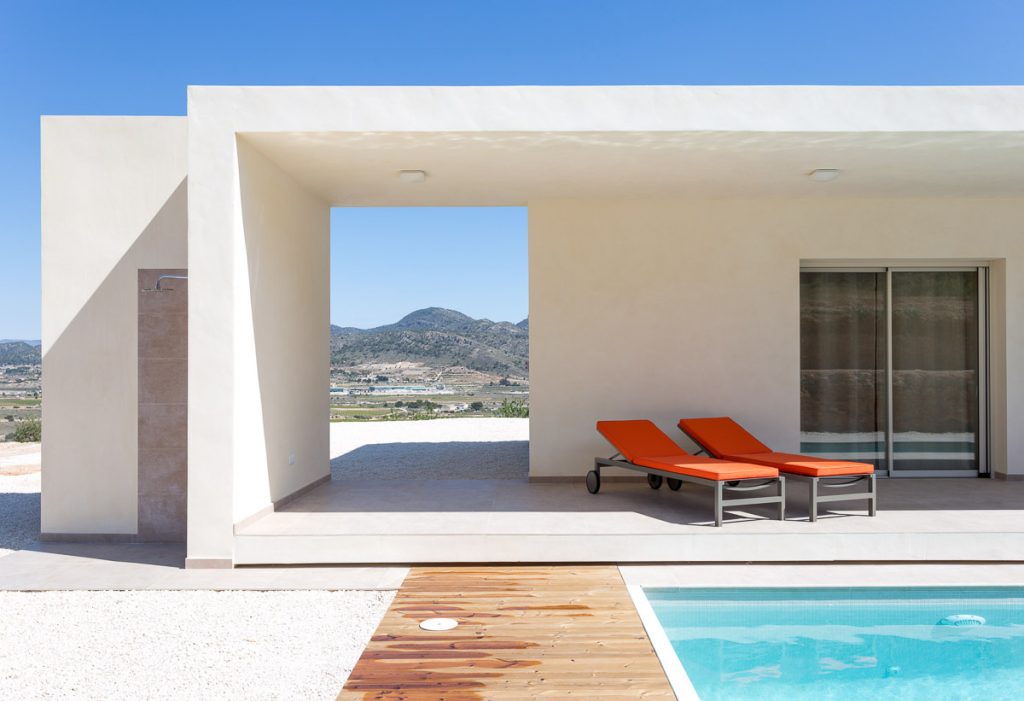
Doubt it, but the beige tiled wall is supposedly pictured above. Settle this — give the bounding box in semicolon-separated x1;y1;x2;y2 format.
137;269;187;541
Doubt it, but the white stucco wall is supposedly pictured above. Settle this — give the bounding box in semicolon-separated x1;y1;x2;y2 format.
232;138;330;523
188;133;330;565
41;117;188;534
529;197;1023;478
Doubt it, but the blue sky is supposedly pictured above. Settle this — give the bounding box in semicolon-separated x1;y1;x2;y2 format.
331;207;527;328
2;1;1023;336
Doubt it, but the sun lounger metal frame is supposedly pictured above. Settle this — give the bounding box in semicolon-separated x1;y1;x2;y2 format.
683;441;877;523
590;454;786;527
789;472;877;522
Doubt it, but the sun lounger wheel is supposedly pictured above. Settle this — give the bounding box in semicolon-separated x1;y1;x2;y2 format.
667;478;682;491
586;469;601;494
647;474;663;489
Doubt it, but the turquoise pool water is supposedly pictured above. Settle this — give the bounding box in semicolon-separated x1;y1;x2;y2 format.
646;587;1024;701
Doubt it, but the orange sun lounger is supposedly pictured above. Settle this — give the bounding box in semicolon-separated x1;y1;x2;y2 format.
677;417;876;522
592;420;785;526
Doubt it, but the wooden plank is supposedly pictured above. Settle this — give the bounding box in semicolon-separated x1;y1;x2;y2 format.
338;565;674;700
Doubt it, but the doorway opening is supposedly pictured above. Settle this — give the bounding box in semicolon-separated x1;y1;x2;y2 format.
800;266;988;477
327;206;529;481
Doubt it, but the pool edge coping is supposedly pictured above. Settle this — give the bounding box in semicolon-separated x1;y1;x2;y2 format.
627;583;700;701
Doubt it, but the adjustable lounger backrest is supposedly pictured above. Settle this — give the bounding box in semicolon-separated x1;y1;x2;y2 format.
596;419;684;462
677;417;772;457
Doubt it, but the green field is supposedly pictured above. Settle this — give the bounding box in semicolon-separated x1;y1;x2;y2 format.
0;398;41;408
0;395;42;442
330;407;394;421
328;385;528;422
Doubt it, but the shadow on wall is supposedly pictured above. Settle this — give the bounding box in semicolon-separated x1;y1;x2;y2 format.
0;491;40;553
43;177;187;537
1;473;185;565
237;139;330;508
331;441;529;480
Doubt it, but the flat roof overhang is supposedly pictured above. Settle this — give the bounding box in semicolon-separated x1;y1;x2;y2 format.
241;129;1024;205
185;85;1024;205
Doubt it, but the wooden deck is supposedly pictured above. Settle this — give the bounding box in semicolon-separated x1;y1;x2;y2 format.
338;565;674;700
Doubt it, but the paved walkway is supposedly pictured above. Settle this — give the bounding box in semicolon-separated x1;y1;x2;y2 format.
338;565;674;700
0;441;40;475
0;544;405;590
0;461;405;590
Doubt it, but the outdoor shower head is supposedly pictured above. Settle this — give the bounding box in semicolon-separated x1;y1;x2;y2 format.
141;274;188;292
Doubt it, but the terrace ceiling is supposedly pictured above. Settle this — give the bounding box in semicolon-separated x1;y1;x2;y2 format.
241;130;1024;206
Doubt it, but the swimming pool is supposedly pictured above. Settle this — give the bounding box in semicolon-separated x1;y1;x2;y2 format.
642;587;1024;700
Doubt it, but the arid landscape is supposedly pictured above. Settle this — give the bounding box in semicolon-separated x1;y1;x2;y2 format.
330;307;529;421
0;340;40;442
0;308;528;441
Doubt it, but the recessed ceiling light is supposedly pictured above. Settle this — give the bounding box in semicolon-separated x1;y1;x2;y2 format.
809;168;841;182
398;170;428;184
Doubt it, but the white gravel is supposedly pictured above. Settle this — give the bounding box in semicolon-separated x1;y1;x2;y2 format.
330;417;529;480
0;423;526;697
0;442;401;700
0;589;394;700
0;470;396;699
0;471;39;558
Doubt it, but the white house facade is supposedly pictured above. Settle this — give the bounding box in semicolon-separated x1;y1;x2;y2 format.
41;86;1024;567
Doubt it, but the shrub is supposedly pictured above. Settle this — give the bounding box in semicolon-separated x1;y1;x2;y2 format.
469;401;484;411
382;411;437;422
494;400;529;418
13;419;41;442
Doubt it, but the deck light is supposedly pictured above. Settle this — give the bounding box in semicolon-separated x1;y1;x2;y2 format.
419;617;458;631
809;168;841;182
398;170;428;184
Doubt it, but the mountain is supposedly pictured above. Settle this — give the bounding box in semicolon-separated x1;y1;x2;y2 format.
0;341;42;365
330;307;529;376
0;312;529;373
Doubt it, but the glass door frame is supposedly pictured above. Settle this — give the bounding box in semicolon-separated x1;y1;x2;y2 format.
801;264;990;478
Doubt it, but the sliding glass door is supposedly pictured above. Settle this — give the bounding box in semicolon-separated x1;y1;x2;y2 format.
891;270;984;474
800;267;987;477
800;271;888;470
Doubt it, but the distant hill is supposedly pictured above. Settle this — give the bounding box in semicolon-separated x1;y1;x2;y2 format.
0;313;529;375
331;307;528;376
0;341;42;365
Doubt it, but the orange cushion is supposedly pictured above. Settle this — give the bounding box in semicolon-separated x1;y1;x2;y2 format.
596;420;685;463
678;417;772;457
635;455;779;481
724;452;874;477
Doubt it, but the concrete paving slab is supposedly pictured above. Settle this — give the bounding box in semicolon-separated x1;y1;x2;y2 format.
234;475;1024;564
0;545;407;591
